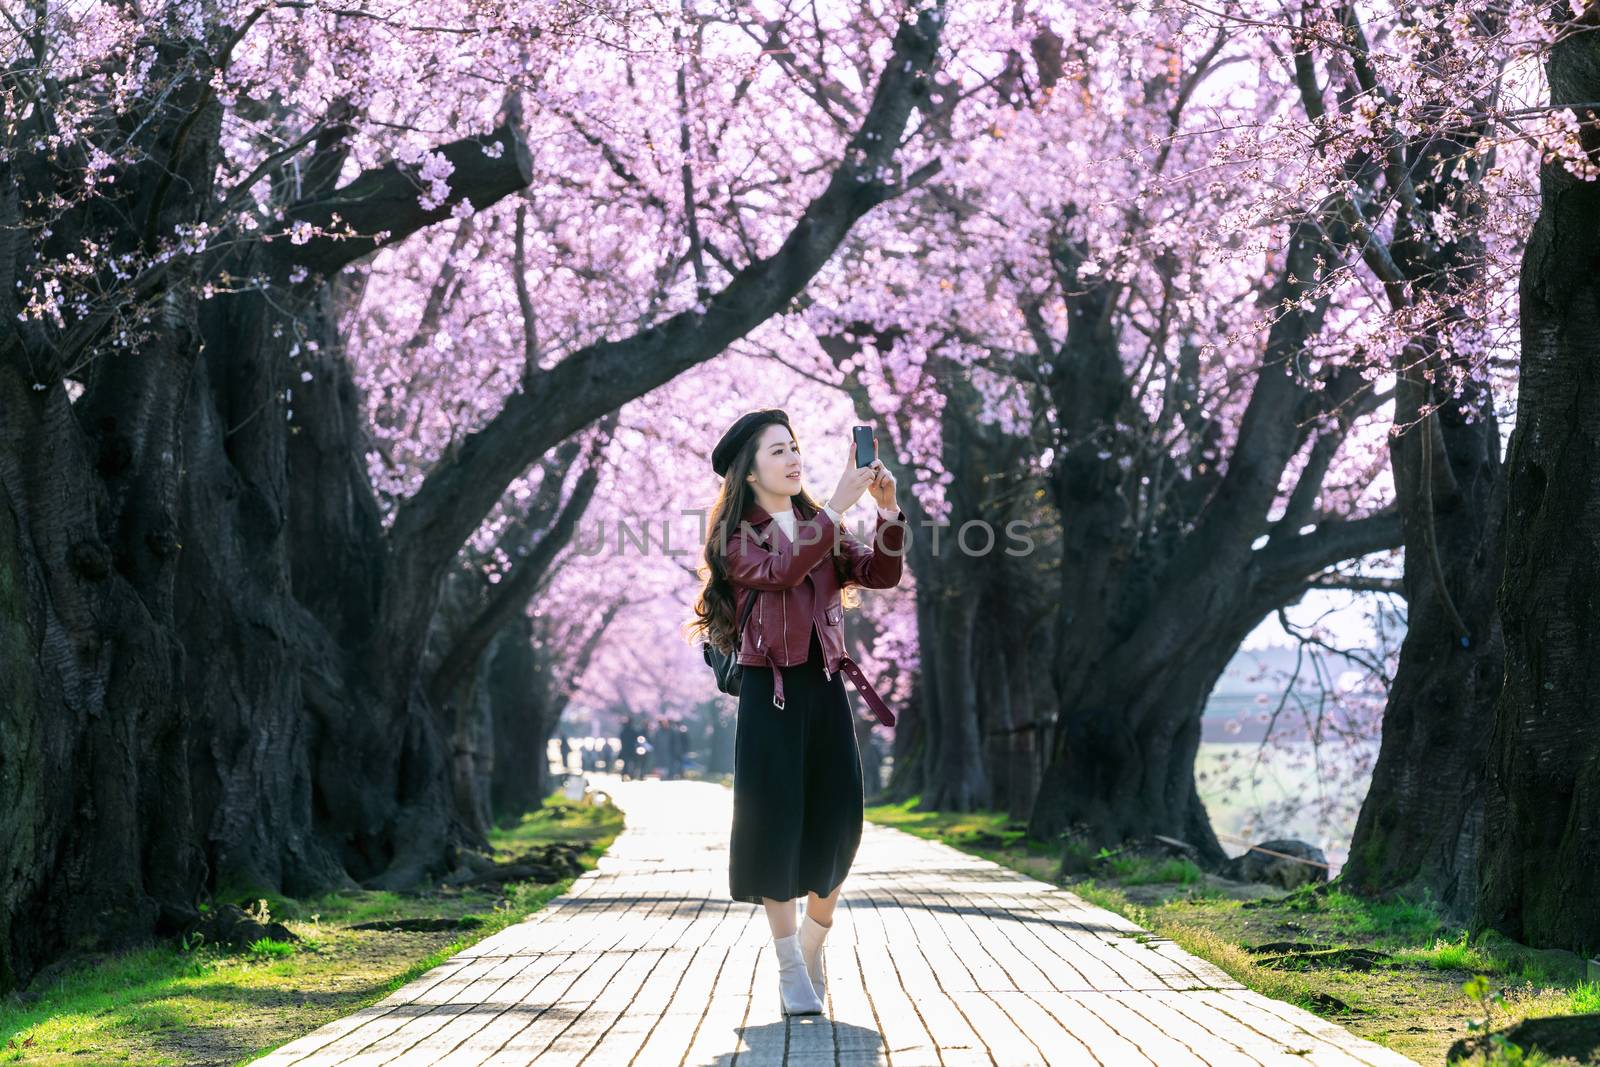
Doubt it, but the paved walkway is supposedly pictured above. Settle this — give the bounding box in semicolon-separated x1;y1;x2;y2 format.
253;775;1416;1066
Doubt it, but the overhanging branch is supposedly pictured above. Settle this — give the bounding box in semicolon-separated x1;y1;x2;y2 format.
1247;506;1404;613
277;122;534;276
1307;573;1404;594
427;438;606;709
377;3;948;650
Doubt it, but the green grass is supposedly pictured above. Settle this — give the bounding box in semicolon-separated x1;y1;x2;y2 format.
1101;854;1204;885
0;790;623;1066
1394;932;1503;974
1284;885;1444;944
245;939;297;962
865;793;1600;1066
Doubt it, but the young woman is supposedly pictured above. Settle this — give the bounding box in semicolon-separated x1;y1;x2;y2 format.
688;408;906;1016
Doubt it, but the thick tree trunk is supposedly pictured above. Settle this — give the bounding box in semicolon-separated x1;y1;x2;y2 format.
0;288;208;986
1033;219;1401;866
182;269;470;895
824;346;1055;814
1475;11;1600;953
1334;11;1506;915
918;579;987;810
1340;373;1504;914
986;611;1051;822
0;47;217;988
178;289;352;898
440;642;498;841
0;373;207;990
975;610;1017;815
482;619;549;824
283;293;386;652
1031;634;1240;864
481;602;626;824
886;671;927;802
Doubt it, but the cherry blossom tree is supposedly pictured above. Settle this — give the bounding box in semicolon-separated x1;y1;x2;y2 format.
0;0;948;989
1283;0;1529;916
747;2;1411;863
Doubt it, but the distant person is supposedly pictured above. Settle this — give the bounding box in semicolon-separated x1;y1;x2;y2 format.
674;722;690;778
624;715;645;779
661;720;680;779
633;730;652;779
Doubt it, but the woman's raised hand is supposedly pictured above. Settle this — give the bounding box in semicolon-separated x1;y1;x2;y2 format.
867;461;897;509
827;453;876;514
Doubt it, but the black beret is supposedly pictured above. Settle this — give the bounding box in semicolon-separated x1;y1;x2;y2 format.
712;408;791;479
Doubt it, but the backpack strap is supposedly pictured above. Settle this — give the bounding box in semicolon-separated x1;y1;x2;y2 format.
734;585;758;635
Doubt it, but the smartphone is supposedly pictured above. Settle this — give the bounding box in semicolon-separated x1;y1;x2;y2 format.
852;425;877;469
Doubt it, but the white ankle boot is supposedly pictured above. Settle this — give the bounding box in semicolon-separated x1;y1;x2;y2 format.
772;931;823;1015
798;914;831;1002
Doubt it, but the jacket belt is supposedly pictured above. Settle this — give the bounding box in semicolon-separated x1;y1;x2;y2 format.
769;649;787;709
836;656;897;727
767;652;893;726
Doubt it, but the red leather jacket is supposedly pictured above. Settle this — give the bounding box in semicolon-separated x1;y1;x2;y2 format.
725;500;906;714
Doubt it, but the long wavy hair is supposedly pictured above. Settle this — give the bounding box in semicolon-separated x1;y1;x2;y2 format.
684;425;862;655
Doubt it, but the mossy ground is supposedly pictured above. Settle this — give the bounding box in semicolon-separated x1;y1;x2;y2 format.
0;789;624;1067
865;795;1600;1066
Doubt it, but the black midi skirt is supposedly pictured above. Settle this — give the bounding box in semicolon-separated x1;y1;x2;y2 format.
728;625;865;905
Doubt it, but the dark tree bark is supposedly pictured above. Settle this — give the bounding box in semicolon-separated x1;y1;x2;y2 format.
815;328;1058;813
1029;217;1402;865
178;288;352;899
985;599;1057;822
488;601;625;822
918;580;986;809
866;395;993;812
180;124;537;897
886;671;927;799
1475;6;1600;954
483;618;547;823
0;35;219;988
0;368;209;990
911;405;1059;813
1333;1;1507;915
